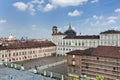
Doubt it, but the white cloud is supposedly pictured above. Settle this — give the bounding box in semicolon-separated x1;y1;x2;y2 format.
31;0;44;4
93;15;103;19
107;19;116;24
115;8;120;13
13;0;88;14
91;0;99;3
108;16;118;20
27;3;36;15
13;2;28;11
68;10;83;17
44;3;54;12
107;16;118;24
0;19;7;24
50;0;88;7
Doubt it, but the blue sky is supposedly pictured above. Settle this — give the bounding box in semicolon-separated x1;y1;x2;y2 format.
0;0;120;39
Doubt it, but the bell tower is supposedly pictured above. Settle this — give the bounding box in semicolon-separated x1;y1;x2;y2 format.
52;26;58;35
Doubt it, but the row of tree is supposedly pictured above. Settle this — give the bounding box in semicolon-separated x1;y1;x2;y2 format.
85;76;104;80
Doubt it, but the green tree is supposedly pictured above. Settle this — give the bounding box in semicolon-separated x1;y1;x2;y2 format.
85;77;90;80
96;76;104;80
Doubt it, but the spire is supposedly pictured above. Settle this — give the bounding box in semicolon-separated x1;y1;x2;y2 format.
68;23;72;30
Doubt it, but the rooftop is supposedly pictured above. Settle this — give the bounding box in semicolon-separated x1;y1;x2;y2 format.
0;65;55;80
64;35;99;39
67;46;120;59
100;30;120;34
0;40;56;50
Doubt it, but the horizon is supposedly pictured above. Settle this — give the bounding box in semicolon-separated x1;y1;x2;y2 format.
0;0;120;39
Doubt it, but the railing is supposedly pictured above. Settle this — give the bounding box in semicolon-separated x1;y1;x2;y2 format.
2;62;24;70
35;69;67;80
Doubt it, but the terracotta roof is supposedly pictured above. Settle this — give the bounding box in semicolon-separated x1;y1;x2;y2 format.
67;48;95;56
67;46;120;58
100;30;120;34
67;50;85;55
93;46;120;58
64;35;99;39
0;41;56;50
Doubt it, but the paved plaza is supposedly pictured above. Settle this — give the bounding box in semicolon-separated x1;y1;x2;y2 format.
15;56;66;70
0;65;55;80
45;63;67;75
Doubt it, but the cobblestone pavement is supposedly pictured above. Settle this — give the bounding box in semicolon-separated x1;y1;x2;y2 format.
44;63;67;75
15;56;66;70
0;65;55;80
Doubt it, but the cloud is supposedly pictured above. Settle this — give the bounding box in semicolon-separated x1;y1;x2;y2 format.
93;15;103;19
108;16;118;20
13;2;28;11
31;0;44;4
0;19;7;24
13;0;88;14
13;1;43;15
50;0;88;7
107;19;116;24
107;16;118;24
115;8;120;13
68;10;83;17
44;3;54;12
91;0;99;3
27;3;36;15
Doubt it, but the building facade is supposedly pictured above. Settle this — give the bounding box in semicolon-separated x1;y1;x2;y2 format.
52;25;120;55
67;46;120;80
0;40;56;64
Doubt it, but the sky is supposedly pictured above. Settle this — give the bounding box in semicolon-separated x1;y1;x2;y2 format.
0;0;120;39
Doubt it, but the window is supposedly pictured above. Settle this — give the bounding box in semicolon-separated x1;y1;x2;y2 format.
16;52;18;56
72;55;75;58
2;54;4;58
33;51;35;54
19;52;21;56
66;42;68;45
5;54;7;57
69;42;71;46
13;53;15;56
71;67;77;73
66;48;68;51
72;61;75;65
113;67;117;72
79;43;81;46
96;65;100;70
85;63;89;69
97;57;99;61
9;53;11;57
75;42;77;46
104;66;107;72
82;42;84;46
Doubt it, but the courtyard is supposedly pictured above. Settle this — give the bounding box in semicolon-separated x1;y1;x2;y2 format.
15;56;66;70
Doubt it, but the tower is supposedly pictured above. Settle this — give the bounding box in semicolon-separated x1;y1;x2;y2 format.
52;26;58;35
64;24;76;36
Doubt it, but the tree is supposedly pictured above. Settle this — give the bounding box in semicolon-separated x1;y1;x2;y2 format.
96;76;104;80
85;77;90;80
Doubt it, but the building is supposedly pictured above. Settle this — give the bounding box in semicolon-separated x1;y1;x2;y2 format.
67;46;120;80
0;40;56;64
52;24;120;55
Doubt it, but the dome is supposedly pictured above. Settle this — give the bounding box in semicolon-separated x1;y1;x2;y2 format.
64;24;76;36
8;34;16;40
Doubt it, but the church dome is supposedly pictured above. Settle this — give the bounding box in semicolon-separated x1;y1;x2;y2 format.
64;24;76;36
8;34;16;40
